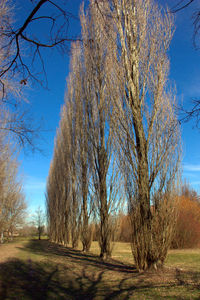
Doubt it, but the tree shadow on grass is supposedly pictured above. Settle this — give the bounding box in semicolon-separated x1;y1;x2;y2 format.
175;268;200;290
0;258;199;300
0;258;62;299
6;240;199;299
0;258;115;300
0;257;144;300
17;239;137;274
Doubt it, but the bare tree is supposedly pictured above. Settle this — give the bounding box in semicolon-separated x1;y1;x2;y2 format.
47;123;72;245
33;206;45;240
46;96;80;248
108;0;181;270
46;1;122;255
0;134;26;243
64;99;81;249
46;1;180;268
80;1;122;259
69;42;94;252
46;64;82;248
46;155;63;244
4;174;26;241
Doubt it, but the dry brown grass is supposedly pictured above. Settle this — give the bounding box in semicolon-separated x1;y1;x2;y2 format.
0;240;28;263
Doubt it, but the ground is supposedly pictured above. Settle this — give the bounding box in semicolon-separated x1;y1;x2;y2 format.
0;239;199;299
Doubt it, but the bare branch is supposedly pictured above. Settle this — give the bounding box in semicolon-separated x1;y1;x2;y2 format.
178;99;200;127
0;0;80;92
171;0;195;13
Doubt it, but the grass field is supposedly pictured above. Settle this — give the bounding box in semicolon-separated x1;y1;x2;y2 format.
0;239;199;299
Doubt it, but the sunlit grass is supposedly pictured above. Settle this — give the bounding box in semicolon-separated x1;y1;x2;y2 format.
166;248;200;271
88;241;200;271
12;237;200;272
88;241;134;264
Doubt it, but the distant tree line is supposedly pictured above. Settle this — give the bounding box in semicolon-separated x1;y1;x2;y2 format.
0;131;26;243
46;0;181;271
115;183;200;249
172;183;200;249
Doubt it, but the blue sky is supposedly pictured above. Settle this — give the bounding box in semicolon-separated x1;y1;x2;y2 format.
165;0;200;191
18;0;200;214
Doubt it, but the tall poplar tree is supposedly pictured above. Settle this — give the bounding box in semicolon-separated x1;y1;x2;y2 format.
108;0;180;270
80;1;121;259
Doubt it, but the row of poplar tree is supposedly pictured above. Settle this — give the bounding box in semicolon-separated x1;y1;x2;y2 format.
46;0;181;271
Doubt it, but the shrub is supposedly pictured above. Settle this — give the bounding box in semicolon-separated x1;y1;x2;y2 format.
172;193;200;249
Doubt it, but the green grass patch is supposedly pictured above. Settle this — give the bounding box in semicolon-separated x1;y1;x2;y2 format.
166;249;200;271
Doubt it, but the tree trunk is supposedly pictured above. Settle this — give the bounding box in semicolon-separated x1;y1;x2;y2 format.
130;115;157;271
82;192;90;252
99;200;111;259
1;232;4;244
81;160;92;252
98;144;111;259
64;209;70;245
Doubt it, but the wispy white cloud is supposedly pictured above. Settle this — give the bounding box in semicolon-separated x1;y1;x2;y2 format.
183;164;200;172
24;176;46;191
183;173;198;179
190;181;200;186
183;84;200;98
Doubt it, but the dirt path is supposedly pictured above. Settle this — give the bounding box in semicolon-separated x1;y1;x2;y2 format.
0;240;26;263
